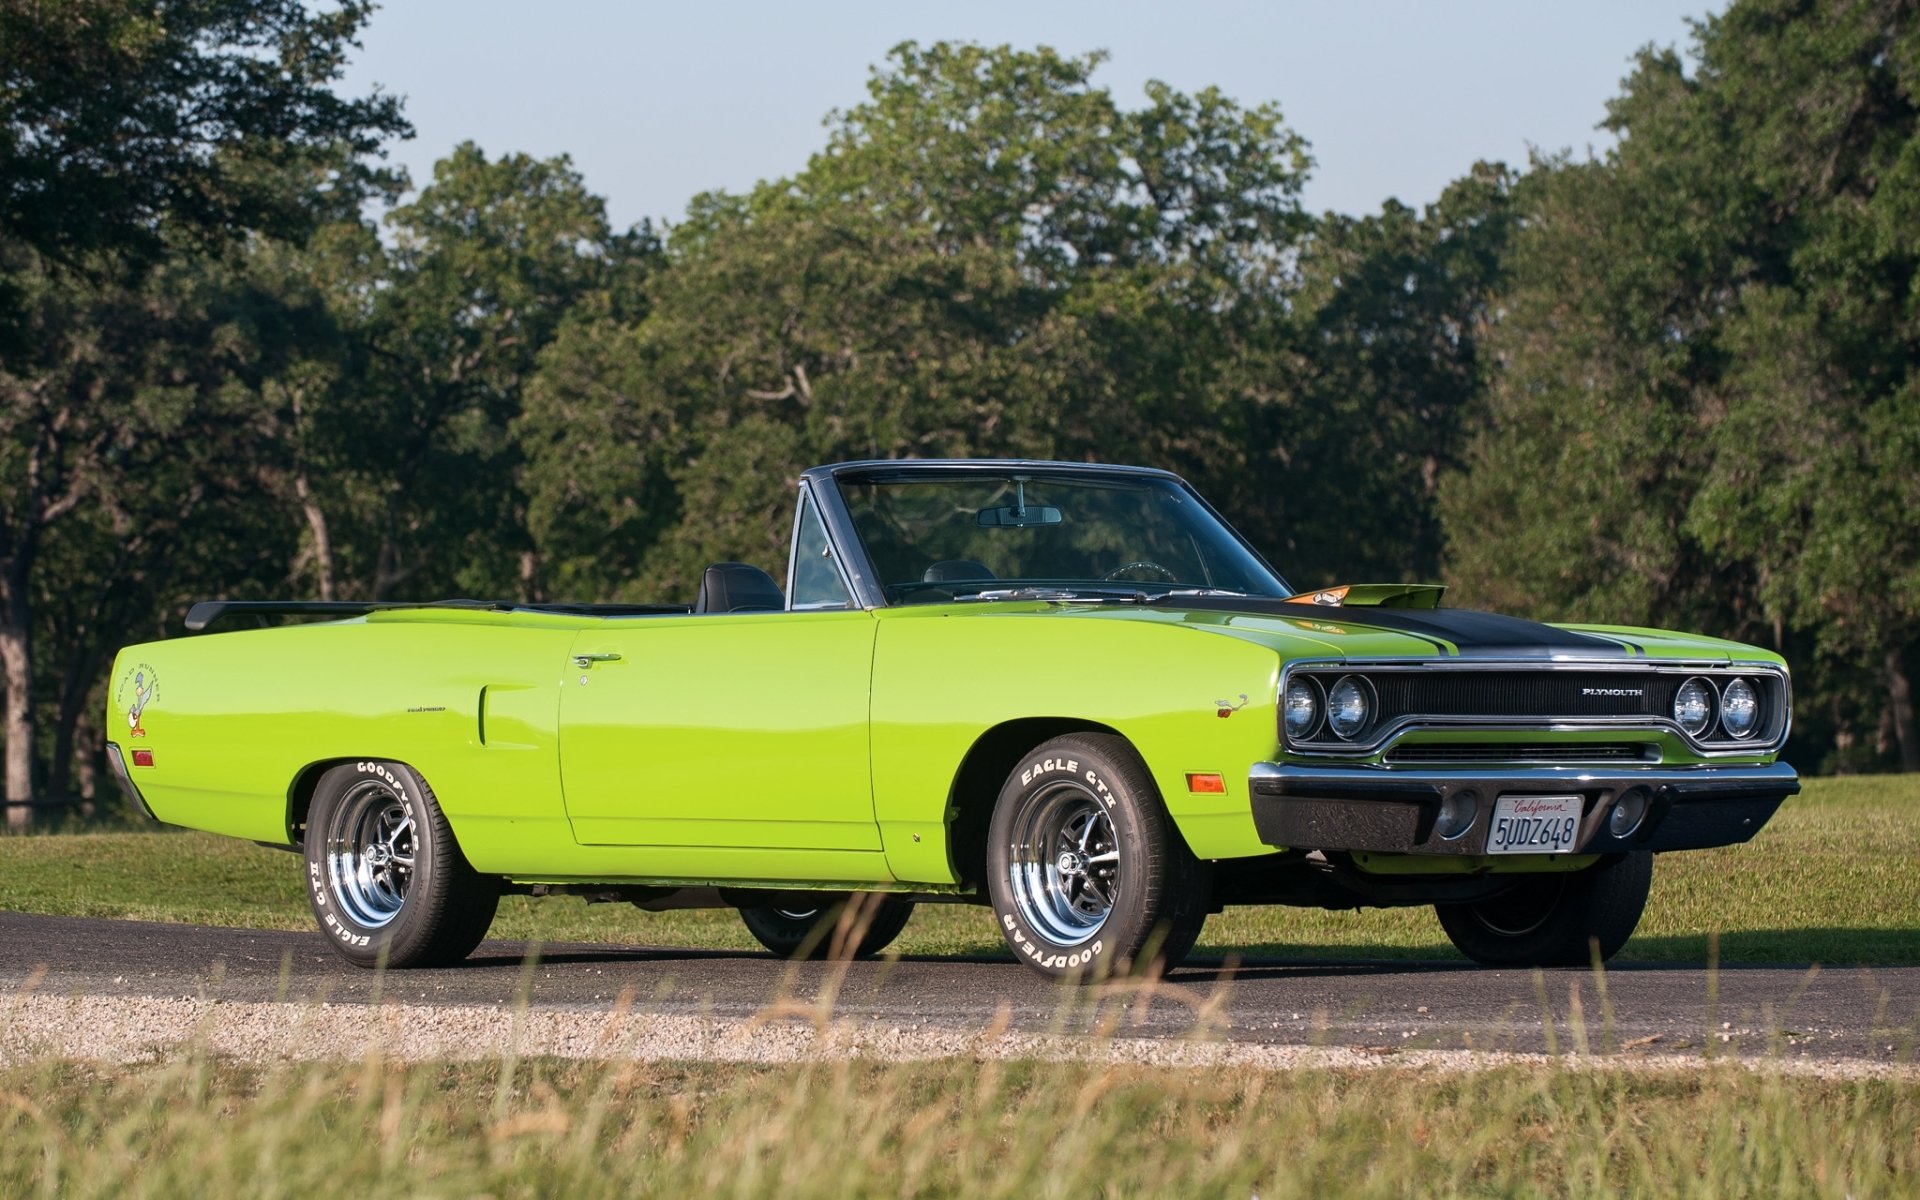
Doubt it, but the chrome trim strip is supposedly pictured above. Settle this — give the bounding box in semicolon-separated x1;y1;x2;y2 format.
104;742;157;821
1276;658;1793;759
799;470;889;610
1381;740;1659;765
785;480;867;612
1250;759;1801;791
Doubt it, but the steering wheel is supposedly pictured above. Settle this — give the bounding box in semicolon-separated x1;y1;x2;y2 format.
1100;560;1179;583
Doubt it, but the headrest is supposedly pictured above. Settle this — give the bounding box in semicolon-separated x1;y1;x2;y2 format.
922;559;996;583
694;563;785;614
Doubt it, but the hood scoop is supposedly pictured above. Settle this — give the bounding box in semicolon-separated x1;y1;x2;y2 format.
1282;583;1446;610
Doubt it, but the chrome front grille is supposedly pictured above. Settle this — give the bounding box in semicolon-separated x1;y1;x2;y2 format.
1282;662;1792;755
1383;742;1657;765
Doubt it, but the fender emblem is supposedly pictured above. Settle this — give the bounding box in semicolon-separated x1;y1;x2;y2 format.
1215;693;1249;719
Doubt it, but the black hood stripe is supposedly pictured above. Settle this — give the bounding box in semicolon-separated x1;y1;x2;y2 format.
1162;597;1628;659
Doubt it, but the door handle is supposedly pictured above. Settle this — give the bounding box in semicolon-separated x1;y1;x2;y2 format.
572;652;623;668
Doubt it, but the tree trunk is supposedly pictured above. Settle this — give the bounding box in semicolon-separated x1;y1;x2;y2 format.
294;471;335;600
1887;647;1919;774
519;548;542;604
73;700;99;806
47;644;100;802
0;613;32;829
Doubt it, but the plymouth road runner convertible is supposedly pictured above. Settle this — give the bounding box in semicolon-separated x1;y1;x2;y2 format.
107;460;1800;979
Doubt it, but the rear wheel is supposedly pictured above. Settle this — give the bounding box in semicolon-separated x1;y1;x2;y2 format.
738;894;914;960
1435;852;1653;967
986;733;1209;981
303;761;498;968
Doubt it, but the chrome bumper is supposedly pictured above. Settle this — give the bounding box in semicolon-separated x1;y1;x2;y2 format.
104;742;157;822
1246;760;1799;857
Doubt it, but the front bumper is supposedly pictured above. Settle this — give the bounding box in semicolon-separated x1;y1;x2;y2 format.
1247;760;1799;857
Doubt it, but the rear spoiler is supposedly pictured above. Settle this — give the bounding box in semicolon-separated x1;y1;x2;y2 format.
184;599;690;632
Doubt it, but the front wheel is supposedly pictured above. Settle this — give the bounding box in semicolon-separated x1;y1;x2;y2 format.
986;733;1209;981
1435;852;1653;967
738;894;914;960
303;761;499;968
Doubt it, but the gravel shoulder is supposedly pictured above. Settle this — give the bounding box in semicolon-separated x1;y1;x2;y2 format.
5;993;1917;1083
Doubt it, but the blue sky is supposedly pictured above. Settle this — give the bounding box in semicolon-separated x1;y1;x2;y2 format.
338;1;1717;230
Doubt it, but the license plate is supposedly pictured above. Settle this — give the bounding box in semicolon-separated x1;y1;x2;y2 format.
1487;794;1584;854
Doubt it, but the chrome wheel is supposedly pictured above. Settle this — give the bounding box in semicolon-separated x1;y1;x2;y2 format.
1007;782;1119;947
323;779;416;929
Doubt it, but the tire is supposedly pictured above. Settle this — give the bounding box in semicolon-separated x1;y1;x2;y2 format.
738;894;915;960
303;760;499;968
986;733;1210;981
1434;851;1654;967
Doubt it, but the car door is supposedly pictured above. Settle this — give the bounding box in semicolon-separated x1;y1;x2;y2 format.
556;488;880;860
557;609;878;853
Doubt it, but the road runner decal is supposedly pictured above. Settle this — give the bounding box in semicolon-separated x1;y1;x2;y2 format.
115;663;159;738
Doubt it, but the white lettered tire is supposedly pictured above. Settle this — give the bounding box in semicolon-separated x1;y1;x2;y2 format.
986;733;1210;981
303;760;499;968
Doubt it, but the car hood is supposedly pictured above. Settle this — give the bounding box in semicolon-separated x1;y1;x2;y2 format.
1052;595;1770;665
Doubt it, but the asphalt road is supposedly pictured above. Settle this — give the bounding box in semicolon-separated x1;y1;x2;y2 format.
3;911;1915;1063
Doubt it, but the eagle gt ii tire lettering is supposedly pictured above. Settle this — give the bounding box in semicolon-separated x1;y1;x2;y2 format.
303;760;499;968
986;733;1211;979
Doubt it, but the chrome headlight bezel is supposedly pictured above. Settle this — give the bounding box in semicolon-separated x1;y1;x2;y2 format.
1283;676;1324;741
1719;677;1760;739
1672;677;1716;738
1325;674;1376;741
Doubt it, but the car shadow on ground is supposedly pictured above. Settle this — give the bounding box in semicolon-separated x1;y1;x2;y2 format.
450;928;1920;978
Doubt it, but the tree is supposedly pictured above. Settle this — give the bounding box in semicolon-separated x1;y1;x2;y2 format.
0;0;406;810
521;43;1317;601
1444;0;1920;771
0;0;404;291
1268;162;1517;584
354;144;657;603
0;241;302;820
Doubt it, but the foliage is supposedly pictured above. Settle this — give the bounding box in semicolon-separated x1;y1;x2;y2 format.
0;0;405;810
1442;0;1920;770
5;7;1920;806
0;0;405;329
524;43;1319;601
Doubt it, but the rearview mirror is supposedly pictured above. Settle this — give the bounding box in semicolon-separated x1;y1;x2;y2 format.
976;505;1063;527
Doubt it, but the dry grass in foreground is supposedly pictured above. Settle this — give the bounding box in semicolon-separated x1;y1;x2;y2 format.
1;1051;1915;1199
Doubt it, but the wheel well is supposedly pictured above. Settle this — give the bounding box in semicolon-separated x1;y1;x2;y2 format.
285;758;359;847
944;718;1122;893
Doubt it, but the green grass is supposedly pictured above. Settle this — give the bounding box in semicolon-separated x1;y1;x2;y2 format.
2;776;1915;965
1;1053;1915;1198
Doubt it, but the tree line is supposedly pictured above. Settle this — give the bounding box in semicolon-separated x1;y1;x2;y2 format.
2;0;1915;823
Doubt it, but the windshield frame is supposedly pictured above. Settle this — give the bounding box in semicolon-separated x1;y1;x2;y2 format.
802;459;1293;609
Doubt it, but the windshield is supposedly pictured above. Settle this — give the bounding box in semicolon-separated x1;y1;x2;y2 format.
836;471;1289;604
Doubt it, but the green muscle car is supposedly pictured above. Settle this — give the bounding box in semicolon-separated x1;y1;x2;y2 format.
105;460;1799;979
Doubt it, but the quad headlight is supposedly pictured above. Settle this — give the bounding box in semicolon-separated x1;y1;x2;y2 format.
1326;675;1374;740
1673;677;1715;737
1283;678;1322;740
1720;677;1760;739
